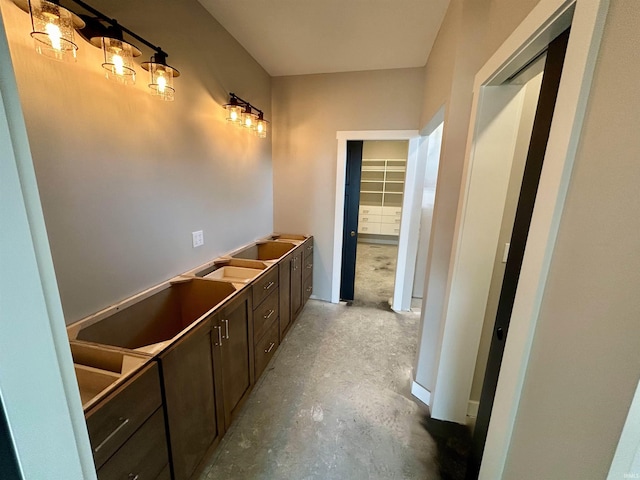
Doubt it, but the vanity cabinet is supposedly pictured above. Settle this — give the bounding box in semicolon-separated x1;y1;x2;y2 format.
290;249;303;322
84;362;169;480
160;318;221;480
212;289;254;428
302;238;314;306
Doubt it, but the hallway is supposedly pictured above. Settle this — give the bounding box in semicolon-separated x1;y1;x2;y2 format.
199;243;437;479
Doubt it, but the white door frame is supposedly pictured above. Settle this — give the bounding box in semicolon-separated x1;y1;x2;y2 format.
0;14;96;479
332;130;420;307
425;0;608;478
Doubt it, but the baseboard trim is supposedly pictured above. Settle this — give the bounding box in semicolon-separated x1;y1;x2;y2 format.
467;400;479;418
411;381;432;406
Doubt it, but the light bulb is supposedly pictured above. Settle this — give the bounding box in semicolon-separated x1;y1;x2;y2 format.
112;54;124;75
230;110;238;121
157;74;167;94
29;0;78;62
45;22;62;51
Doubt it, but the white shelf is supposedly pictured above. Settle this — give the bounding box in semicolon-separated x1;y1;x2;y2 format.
359;158;406;237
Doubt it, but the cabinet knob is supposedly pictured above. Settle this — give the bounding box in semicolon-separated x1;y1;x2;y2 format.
350;231;356;237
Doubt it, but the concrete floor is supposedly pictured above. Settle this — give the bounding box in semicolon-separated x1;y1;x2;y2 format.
199;243;438;479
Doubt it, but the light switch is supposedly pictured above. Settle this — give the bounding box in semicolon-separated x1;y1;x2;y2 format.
192;230;204;248
502;243;510;263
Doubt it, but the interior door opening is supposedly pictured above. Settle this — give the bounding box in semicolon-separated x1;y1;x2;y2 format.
467;29;570;479
340;140;409;306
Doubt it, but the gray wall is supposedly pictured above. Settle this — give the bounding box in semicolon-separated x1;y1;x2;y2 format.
362;140;409;160
0;0;273;323
272;68;424;302
503;1;640;477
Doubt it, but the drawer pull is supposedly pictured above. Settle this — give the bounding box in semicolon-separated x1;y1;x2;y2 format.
94;417;130;453
263;281;275;291
224;319;229;339
306;286;312;292
306;246;312;251
265;342;275;353
128;475;139;480
214;325;222;346
306;263;313;269
264;309;275;320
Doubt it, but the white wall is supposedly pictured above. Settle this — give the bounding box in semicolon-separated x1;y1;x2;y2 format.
0;0;273;323
470;69;543;401
413;121;442;298
272;68;425;302
503;1;640;476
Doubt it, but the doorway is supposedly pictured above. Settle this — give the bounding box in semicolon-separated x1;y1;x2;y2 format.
332;130;422;310
419;0;607;477
340;139;410;305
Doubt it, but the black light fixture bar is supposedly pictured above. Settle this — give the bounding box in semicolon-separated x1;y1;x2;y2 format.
229;92;263;116
66;0;166;56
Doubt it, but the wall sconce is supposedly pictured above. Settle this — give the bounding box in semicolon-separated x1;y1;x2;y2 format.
224;93;269;138
141;51;179;101
12;0;181;98
15;0;83;61
90;24;140;85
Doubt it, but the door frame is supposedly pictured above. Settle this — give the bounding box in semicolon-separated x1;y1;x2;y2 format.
0;14;96;479
332;130;420;307
426;0;608;478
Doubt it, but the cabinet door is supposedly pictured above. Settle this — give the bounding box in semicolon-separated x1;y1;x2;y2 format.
160;319;220;480
217;291;253;427
290;250;303;321
278;256;291;340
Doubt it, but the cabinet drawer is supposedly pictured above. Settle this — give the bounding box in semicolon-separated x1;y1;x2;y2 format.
380;224;401;236
97;408;168;480
380;215;402;225
358;223;381;234
381;206;402;216
255;320;279;380
303;274;312;303
253;287;279;344
252;267;279;307
358;214;381;224
156;465;171;480
86;363;162;469
359;205;383;215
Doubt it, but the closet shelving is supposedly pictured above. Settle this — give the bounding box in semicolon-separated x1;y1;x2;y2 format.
358;158;406;237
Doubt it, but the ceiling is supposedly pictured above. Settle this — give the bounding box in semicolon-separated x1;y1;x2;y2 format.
197;0;451;77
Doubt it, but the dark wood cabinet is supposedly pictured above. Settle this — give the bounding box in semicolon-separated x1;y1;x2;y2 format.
302;238;314;307
159;318;221;480
278;254;292;340
97;408;168;480
85;363;163;470
290;249;303;321
213;289;254;428
254;319;279;379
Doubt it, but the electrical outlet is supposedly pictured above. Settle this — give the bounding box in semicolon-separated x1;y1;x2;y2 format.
192;230;204;248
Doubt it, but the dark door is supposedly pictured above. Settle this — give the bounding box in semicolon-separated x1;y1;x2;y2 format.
0;400;20;480
467;29;570;479
340;140;363;301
